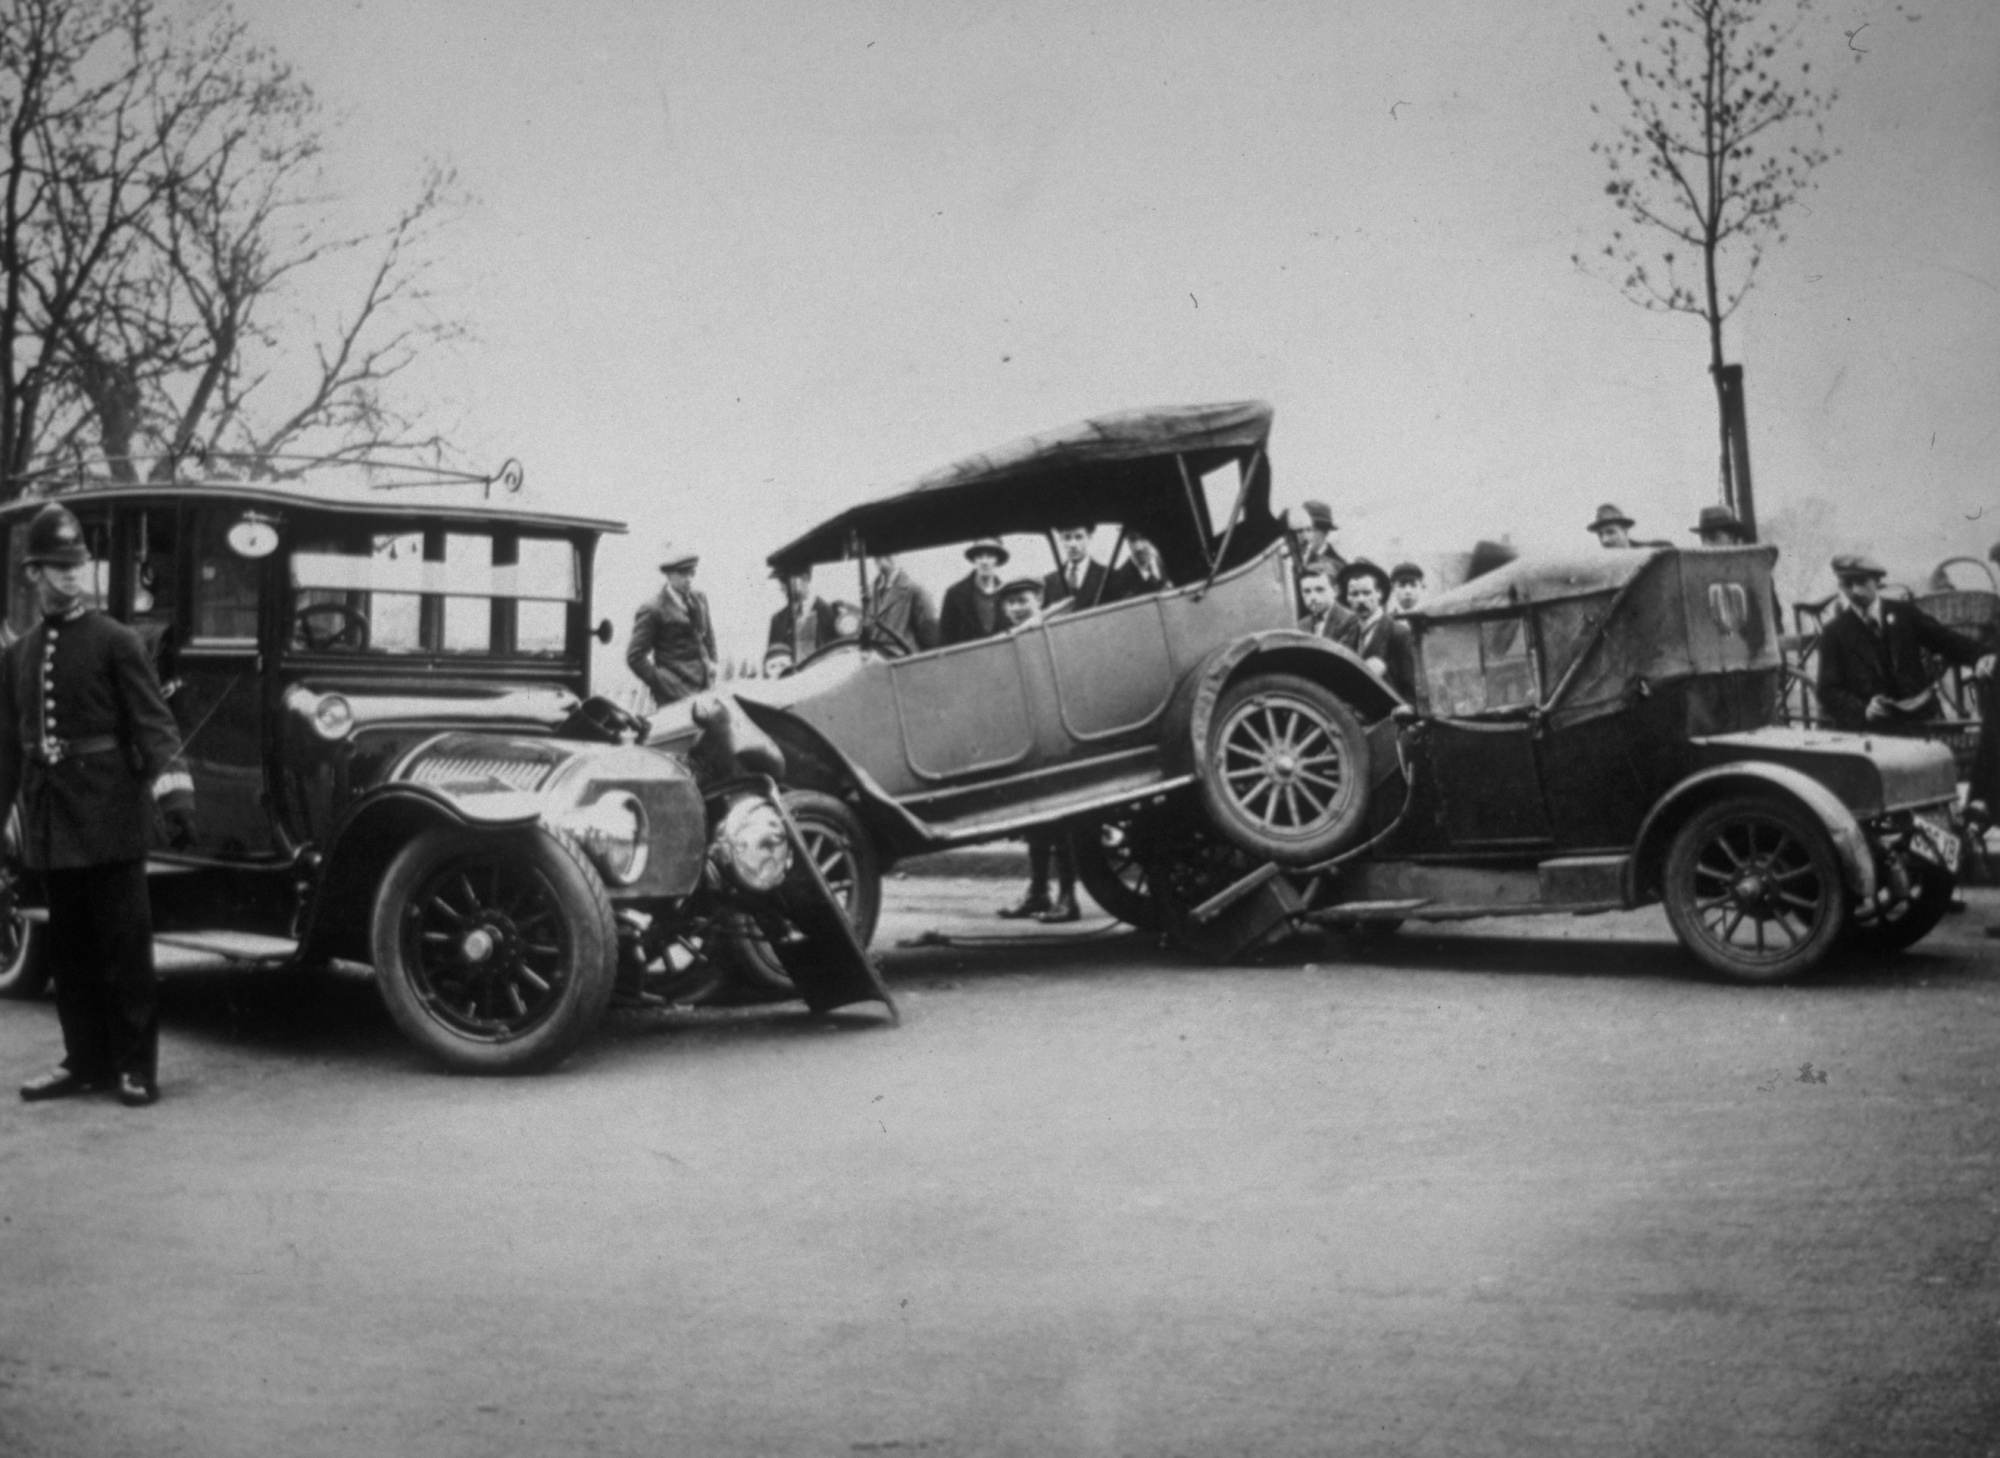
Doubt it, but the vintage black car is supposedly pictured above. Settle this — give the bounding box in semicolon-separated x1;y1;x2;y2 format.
683;401;1961;985
0;466;891;1072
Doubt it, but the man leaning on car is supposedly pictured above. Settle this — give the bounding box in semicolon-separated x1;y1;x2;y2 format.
628;542;718;706
1815;552;1994;733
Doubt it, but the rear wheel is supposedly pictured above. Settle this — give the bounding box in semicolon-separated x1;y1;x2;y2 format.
1662;795;1847;983
372;827;617;1073
1846;858;1955;955
1074;812;1161;931
1197;672;1370;865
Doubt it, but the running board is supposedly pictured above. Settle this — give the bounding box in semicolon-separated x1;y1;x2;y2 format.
153;930;300;965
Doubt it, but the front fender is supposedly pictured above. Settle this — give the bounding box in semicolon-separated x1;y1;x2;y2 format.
1162;630;1403;779
1630;762;1876;905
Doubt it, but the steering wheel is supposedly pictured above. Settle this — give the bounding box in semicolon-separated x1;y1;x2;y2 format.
294;601;370;651
859;617;917;659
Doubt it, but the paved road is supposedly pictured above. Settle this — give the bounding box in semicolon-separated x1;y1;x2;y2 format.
1;877;1997;1458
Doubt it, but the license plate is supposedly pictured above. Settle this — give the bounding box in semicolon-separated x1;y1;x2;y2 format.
1911;811;1961;874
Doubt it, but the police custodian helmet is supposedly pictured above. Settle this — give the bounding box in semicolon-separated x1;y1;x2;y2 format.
22;503;90;566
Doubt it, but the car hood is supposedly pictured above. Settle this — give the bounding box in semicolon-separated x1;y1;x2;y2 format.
1694;726;1958;815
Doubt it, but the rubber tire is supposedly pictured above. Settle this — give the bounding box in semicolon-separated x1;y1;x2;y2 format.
723;790;882;1000
1074;815;1162;931
1197;672;1371;866
1662;794;1848;984
372;826;617;1073
0;906;49;1000
1846;858;1956;956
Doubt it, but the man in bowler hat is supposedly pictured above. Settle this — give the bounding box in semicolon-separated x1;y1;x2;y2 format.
5;504;195;1107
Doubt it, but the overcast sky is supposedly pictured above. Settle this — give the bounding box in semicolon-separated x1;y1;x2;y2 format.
239;0;1999;663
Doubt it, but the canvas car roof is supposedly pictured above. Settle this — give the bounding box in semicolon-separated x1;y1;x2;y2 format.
767;400;1274;571
1414;548;1667;619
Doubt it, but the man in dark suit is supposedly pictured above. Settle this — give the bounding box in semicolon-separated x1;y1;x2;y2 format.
765;567;839;673
1043;524;1109;610
1104;532;1171;602
1339;559;1418;702
4;504;195;1107
865;554;939;653
939;539;1009;646
1297;564;1358;647
627;542;717;706
1816;553;1993;732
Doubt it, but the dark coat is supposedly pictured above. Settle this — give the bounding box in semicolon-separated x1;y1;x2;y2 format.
866;569;939;652
627;584;717;705
0;610;192;869
1299;602;1360;649
1105;559;1171;603
1352;611;1418;702
766;598;840;662
939;573;1003;646
1816;599;1985;731
1044;559;1110;610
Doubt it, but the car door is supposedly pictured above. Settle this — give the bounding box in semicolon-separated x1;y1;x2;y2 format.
888;633;1036;782
172;505;279;858
1041;593;1176;745
1418;613;1554;849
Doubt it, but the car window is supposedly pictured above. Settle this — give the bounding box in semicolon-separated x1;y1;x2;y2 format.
192;511;259;644
1421;614;1538;717
289;528;578;658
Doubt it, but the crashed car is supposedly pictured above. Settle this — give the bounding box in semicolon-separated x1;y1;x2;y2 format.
1145;543;1964;980
0;466;890;1073
680;399;1960;984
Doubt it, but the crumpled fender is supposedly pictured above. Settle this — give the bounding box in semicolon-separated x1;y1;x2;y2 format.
1161;630;1402;778
1629;761;1876;904
750;777;897;1018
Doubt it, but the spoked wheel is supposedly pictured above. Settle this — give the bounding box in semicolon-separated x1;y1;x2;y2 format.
1846;858;1956;956
1662;795;1847;983
1197;672;1370;865
1074;811;1161;931
723;791;880;1001
372;827;617;1073
0;863;49;1000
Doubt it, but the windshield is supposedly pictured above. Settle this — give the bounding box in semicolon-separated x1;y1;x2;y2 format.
289;529;577;659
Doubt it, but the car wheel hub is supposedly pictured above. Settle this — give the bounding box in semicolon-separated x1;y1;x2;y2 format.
462;927;499;963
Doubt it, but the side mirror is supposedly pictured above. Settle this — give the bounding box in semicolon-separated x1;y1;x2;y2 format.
594;618;615;645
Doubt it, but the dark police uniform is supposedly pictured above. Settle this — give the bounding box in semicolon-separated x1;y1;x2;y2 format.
1;506;193;1103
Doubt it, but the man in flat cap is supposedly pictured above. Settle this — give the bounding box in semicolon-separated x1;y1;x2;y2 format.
765;566;839;676
1816;553;1993;733
1692;506;1751;546
627;542;717;706
5;504;195;1107
1389;562;1427;617
940;539;1010;646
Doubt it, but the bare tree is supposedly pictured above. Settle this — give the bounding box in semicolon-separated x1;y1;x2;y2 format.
1576;0;1879;534
0;0;467;497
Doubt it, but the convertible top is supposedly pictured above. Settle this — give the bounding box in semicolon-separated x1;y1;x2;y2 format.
1416;548;1665;619
767;401;1277;573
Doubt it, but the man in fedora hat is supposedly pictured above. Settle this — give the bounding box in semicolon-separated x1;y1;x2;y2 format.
1816;552;1993;733
766;565;839;673
1293;500;1346;580
1588;503;1637;549
4;503;195;1107
1339;559;1416;701
940;538;1010;646
627;542;717;706
1692;506;1751;546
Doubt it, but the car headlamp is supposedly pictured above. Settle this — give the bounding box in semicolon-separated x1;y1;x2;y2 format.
552;790;649;887
711;796;792;893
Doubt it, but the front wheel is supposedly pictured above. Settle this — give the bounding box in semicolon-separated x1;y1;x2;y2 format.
722;791;881;1000
0;868;49;999
1662;795;1848;984
1196;672;1371;865
372;827;617;1073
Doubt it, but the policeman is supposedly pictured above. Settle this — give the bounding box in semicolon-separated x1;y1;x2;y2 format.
626;542;718;706
4;504;195;1107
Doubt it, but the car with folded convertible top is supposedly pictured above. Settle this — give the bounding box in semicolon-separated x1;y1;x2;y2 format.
669;400;1964;984
0;459;891;1072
